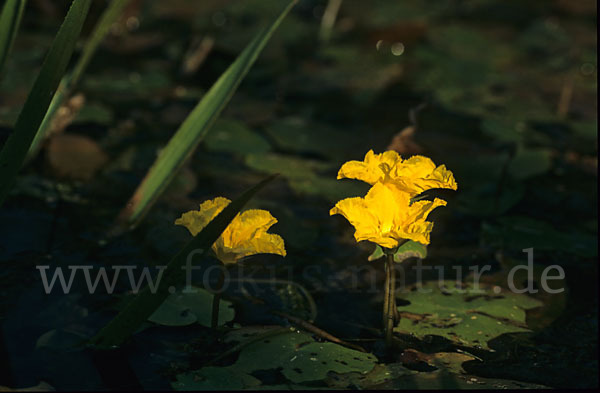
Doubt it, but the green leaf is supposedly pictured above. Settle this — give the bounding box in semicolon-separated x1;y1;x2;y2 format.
35;328;89;351
395;281;542;350
480;118;522;144
26;0;134;160
507;147;553;180
264;117;363;160
394;241;427;262
368;242;427;262
457;179;525;217
88;175;277;349
116;0;297;229
289;176;369;203
73;102;113;125
232;331;376;383
245;152;369;202
148;287;234;327
367;245;385;261
204;119;271;155
246;153;332;179
326;363;417;389
172;367;261;391
366;370;548;390
0;0;27;74
0;0;92;206
184;330;377;385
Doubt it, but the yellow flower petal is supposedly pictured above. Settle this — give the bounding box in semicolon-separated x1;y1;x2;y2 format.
394;197;447;245
331;183;402;248
215;231;286;264
174;197;231;236
402;221;434;245
331;182;448;248
251;232;287;257
337;150;457;196
387;156;458;196
408;198;447;222
330;196;390;246
175;199;286;264
223;209;278;245
337;149;401;185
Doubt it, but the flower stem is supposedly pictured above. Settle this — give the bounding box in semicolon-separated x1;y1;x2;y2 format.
382;259;390;330
390;253;398;325
211;268;225;329
384;252;395;349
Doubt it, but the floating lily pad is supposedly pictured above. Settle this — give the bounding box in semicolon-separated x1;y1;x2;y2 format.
457;180;525;217
571;120;598;140
174;329;376;388
245;153;332;179
73;103;114;125
195;330;376;385
223;325;292;344
245;153;368;202
370;370;548;389
326;362;416;389
395;281;543;350
172;367;261;390
204;119;271;155
232;331;376;383
35;328;88;351
82;69;171;97
148;287;234;327
446;152;508;185
473;256;567;330
508;147;553;180
289;176;368;203
480;118;524;144
264;117;363;160
423;352;476;374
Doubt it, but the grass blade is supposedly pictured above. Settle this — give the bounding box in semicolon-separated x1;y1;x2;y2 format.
0;0;92;206
26;0;133;160
89;174;278;349
0;0;27;74
115;0;296;231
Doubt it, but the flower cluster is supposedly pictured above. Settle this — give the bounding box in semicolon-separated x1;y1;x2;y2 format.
330;150;457;249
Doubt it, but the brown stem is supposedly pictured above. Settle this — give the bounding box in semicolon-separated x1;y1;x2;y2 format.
384;253;395;349
211;268;225;329
273;311;367;353
390;254;399;324
382;256;391;331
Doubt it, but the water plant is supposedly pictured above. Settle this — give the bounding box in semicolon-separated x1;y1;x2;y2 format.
0;0;91;206
176;197;286;327
330;150;457;350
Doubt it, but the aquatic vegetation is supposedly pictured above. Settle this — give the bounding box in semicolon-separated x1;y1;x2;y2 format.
175;196;286;328
0;0;595;389
331;150;457;349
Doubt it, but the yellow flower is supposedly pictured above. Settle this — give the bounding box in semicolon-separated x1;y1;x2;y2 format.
330;182;446;248
383;155;457;196
175;197;286;264
337;150;401;185
337;150;457;196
